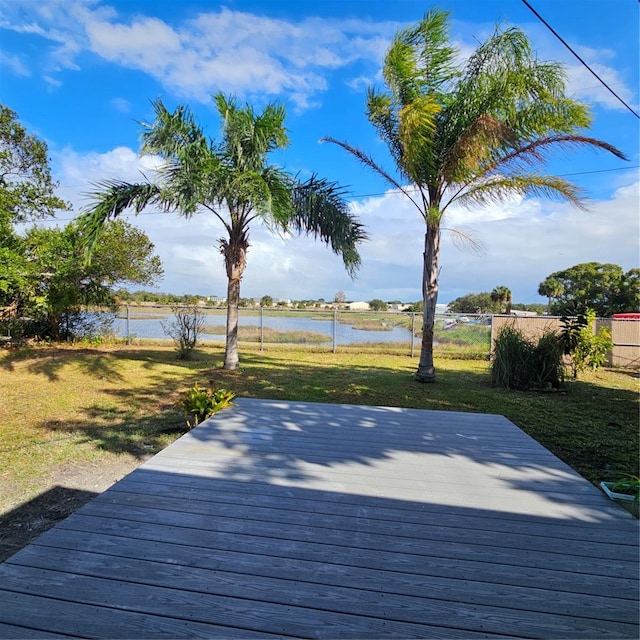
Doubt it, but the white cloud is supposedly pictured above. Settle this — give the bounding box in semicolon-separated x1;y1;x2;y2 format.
110;97;131;113
2;53;30;76
1;1;395;109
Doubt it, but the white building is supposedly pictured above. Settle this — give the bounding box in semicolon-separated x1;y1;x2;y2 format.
347;301;370;311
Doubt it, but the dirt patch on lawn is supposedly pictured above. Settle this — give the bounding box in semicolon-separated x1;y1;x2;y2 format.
0;455;150;563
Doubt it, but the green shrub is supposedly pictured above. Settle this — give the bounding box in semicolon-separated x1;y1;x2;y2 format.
560;309;613;378
530;329;565;389
180;382;235;428
491;324;563;390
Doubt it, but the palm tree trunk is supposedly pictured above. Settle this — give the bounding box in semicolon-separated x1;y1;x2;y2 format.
416;224;440;383
221;222;248;370
224;275;240;370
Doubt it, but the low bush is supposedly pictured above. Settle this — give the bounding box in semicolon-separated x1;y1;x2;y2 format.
491;324;563;390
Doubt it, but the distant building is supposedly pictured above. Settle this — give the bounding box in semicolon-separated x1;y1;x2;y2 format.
347;301;370;311
510;310;538;317
208;296;226;305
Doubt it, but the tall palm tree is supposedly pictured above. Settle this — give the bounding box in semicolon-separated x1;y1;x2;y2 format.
79;94;367;369
324;9;626;382
538;277;565;315
491;285;512;314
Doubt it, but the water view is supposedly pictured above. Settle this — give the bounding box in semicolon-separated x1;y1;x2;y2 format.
114;312;415;345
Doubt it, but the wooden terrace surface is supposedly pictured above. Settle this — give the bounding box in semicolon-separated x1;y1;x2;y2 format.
0;398;638;638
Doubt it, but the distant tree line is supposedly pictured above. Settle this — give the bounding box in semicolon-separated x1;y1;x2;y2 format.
445;263;638;318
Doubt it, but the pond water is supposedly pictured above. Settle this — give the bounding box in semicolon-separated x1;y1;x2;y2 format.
114;312;415;345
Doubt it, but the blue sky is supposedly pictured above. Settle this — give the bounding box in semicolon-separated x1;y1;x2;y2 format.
1;0;638;303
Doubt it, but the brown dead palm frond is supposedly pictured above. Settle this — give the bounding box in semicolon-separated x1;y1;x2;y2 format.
441;114;517;181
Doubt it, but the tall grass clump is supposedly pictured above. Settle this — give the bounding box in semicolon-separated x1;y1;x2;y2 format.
491;324;563;390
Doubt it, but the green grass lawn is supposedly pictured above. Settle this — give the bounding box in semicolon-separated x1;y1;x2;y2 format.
1;341;637;515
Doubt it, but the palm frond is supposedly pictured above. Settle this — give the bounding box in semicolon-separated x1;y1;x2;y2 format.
321;137;423;212
289;175;368;277
367;89;403;169
441;225;486;255
77;180;161;258
215;92;289;172
398;95;441;179
441;114;516;182
390;7;459;97
259;166;295;227
452;174;586;210
141;99;207;159
485;134;627;176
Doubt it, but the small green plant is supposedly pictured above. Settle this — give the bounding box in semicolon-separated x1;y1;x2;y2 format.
180;382;235;428
560;309;612;378
611;475;640;500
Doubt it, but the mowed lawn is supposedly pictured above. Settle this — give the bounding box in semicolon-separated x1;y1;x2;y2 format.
1;341;638;516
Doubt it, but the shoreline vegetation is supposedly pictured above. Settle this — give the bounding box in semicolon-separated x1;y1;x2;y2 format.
200;325;333;343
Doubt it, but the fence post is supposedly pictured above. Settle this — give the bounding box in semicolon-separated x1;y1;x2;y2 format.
411;312;416;357
260;307;264;352
333;308;337;354
126;304;130;345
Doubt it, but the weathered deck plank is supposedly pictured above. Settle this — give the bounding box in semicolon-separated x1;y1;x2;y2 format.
1;398;638;639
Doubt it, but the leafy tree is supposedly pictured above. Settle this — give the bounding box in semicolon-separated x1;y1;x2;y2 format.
0;222;37;334
324;9;625;382
448;292;496;314
403;300;424;313
537;277;565;314
491;286;512;314
368;298;388;311
545;262;637;316
0;107;160;340
21;220;162;340
0;104;71;334
0;103;69;223
79;94;366;370
615;268;640;312
260;295;274;307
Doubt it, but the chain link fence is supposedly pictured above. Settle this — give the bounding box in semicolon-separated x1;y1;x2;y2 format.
116;306;492;358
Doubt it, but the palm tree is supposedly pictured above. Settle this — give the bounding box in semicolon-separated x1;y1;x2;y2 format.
538;277;565;315
79;94;367;369
323;9;625;382
491;286;512;314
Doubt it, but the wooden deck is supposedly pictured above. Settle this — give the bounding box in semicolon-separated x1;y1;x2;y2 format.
0;398;638;639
